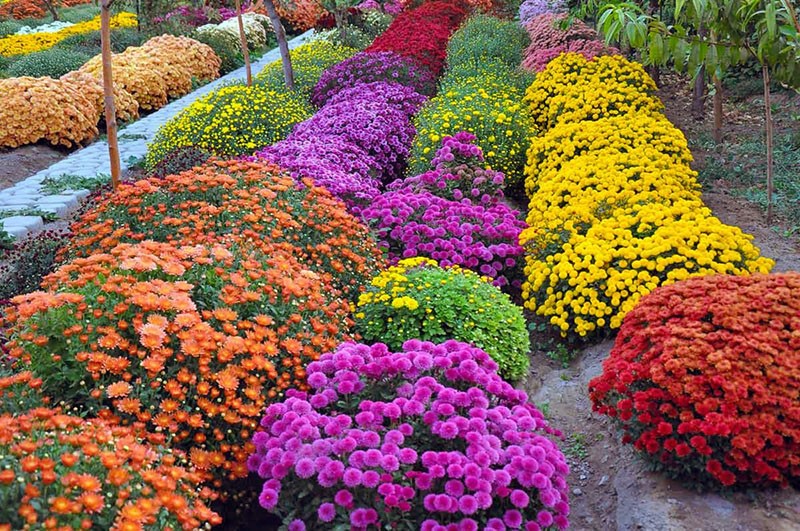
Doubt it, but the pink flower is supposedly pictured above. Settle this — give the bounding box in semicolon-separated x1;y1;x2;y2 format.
334;489;353;507
318;503;336;522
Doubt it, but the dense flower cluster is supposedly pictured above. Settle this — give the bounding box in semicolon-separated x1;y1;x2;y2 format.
64;159;383;300
0;409;221;529
155;4;213;27
257;41;357;98
364;133;526;286
444;14;531;80
520;56;774;337
7;241;352;481
197;12;271;51
524;53;663;131
589;273;800;488
60;69;140;122
0;0;91;19
0;75;99;148
0;12;136;56
522;13;597;57
249;340;569;528
311;51;436;107
145;83;311;168
365;0;467;76
274;0;327;30
355;259;531;380
523;39;619;73
79;34;221;111
518;0;565;25
0;368;48;415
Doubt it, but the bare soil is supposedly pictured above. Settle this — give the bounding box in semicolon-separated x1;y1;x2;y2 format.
0;144;68;189
519;73;800;531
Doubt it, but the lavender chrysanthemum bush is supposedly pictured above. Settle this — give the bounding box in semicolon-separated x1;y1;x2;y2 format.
255;134;383;212
312;51;437;107
291;82;428;183
362;133;527;286
518;0;566;26
249;340;570;530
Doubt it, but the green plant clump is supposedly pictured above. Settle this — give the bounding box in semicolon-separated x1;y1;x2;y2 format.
355;257;531;381
7;47;92;78
193;29;243;74
445;13;530;78
144;82;313;169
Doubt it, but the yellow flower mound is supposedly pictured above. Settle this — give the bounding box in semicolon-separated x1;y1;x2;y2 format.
521;58;774;338
0;76;100;148
0;12;137;57
524;53;663;132
256;41;358;97
80;35;221;111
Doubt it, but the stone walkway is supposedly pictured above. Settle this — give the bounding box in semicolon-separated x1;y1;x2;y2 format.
0;30;313;240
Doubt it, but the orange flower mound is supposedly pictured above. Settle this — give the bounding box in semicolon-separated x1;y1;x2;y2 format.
589;273;800;488
61;70;140;123
274;0;326;31
0;408;220;529
79;34;220;110
7;241;352;482
64;159;383;300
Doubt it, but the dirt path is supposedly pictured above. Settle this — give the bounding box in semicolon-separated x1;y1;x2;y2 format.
0;145;67;190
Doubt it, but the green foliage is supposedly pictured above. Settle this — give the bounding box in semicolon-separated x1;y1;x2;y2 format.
355;258;531;381
0;227;70;300
0;208;57;222
57;28;146;56
256;41;358;98
144;83;313;169
0;20;23;38
7;47;91;78
193;29;243;74
40;173;109;195
445;14;530;76
58;3;101;23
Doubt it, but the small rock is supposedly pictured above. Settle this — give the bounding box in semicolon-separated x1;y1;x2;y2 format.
598;475;609;486
579;474;587;480
572;488;583;496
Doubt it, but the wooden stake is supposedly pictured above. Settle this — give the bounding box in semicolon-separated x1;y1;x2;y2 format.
100;0;121;190
763;64;774;223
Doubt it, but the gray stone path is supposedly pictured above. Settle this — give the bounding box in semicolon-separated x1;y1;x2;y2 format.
0;30;314;240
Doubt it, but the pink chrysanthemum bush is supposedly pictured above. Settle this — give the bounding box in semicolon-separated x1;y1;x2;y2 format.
249;340;571;530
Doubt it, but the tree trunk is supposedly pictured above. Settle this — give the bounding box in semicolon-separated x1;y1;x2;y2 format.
691;66;705;120
235;0;252;86
100;0;121;190
43;0;59;20
334;10;347;47
713;75;723;145
263;0;294;90
763;64;774;223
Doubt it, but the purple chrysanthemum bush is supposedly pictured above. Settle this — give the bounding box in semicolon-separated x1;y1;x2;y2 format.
518;0;566;26
361;132;527;287
248;340;571;530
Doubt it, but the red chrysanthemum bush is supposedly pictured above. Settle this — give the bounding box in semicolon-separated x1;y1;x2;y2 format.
365;0;468;76
589;273;800;488
6;241;352;484
0;408;221;530
63;159;383;301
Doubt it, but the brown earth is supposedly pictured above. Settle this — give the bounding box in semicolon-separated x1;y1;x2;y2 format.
0;144;68;189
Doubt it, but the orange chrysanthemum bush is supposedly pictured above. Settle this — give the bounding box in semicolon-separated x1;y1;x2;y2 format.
61;71;140;123
523;53;663;132
79;34;220;111
64;159;383;300
0;76;100;148
6;241;352;483
274;0;326;31
0;368;49;416
589;273;800;488
0;408;221;530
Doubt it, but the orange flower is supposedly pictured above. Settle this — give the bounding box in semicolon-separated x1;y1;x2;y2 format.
138;323;167;349
50;496;73;514
106;381;132;398
79;492;105;513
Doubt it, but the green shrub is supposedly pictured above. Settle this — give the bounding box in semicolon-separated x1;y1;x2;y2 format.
0;20;23;38
58;3;101;23
193;29;243;74
144;82;313;169
57;28;145;56
256;41;357;98
354;257;531;380
445;14;530;76
7;47;92;78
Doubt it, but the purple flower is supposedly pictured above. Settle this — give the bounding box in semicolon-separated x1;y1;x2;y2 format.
334;489;353;507
458;495;478;515
343;467;363;487
258;487;278;509
318;502;336;522
294;458;315;479
288;519;306;531
537;511;554;527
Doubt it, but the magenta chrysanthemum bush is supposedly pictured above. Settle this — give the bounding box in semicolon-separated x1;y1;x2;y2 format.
255;134;383;212
249;340;571;530
311;51;437;107
291;82;428;183
362;133;526;286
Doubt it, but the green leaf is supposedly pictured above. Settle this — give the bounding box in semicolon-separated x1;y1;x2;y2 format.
766;1;778;39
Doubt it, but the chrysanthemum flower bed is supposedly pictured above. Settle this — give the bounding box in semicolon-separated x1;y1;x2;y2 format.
354;258;531;380
249;340;569;529
519;53;774;338
65;159;383;300
589;273;800;488
0;408;222;529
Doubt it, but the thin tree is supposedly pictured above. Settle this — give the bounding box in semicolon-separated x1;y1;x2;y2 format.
261;0;295;89
100;0;121;190
235;0;253;86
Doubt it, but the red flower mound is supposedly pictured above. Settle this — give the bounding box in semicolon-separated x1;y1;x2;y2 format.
589;273;800;488
366;0;468;76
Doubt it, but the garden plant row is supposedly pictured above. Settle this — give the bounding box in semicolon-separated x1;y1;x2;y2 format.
0;2;798;531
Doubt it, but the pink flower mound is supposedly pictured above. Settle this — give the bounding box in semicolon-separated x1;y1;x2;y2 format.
523;13;597;52
523;39;620;72
249;340;571;529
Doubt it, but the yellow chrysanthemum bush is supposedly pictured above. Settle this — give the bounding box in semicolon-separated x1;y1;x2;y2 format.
144;84;312;169
256;41;357;100
523;53;663;132
520;59;775;338
354;257;531;380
